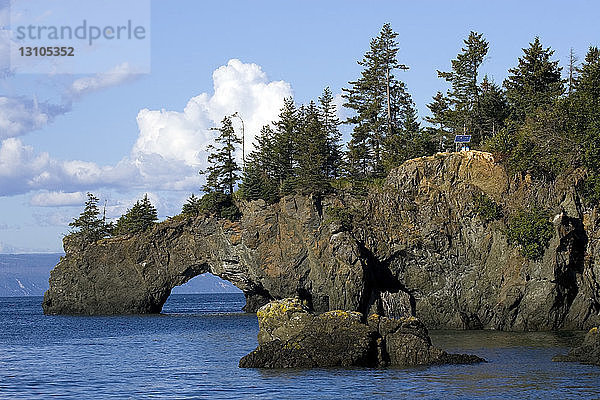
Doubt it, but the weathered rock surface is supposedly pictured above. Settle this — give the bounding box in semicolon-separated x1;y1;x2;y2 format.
43;151;600;331
239;298;484;368
553;327;600;366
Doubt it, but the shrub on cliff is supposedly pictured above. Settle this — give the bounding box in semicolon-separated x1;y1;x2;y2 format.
507;207;554;260
473;193;503;222
198;192;240;221
113;194;158;235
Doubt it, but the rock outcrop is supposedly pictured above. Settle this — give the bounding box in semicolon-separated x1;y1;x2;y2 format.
239;299;484;368
553;327;600;366
43;151;600;331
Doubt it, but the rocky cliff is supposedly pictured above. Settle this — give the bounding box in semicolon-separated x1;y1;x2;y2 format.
43;151;600;330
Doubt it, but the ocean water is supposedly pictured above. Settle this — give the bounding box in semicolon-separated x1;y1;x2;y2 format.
1;295;599;399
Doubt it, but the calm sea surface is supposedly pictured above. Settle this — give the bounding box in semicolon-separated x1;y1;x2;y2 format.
1;294;599;399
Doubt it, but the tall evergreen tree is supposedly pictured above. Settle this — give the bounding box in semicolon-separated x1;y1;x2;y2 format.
436;31;489;144
572;46;600;202
271;97;298;189
202;116;241;195
503;37;564;123
425;91;453;152
295;101;330;193
69;192;111;243
479;76;509;138
318;87;343;178
342;23;412;178
239;125;279;202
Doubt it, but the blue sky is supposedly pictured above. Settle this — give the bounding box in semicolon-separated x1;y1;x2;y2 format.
0;0;598;252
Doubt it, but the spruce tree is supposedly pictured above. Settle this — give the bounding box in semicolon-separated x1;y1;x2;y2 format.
342;23;413;178
436;31;489;144
295;101;330;194
503;37;564;123
202;116;242;195
572;46;600;202
479;76;509;138
69;192;111;243
425;91;453;152
239;125;279;202
318;87;343;178
271;98;298;190
113;194;158;235
182;194;202;216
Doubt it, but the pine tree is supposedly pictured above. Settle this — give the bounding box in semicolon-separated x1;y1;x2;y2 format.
425;91;453;152
202;116;242;195
69;192;111;243
318;87;343;178
572;46;600;202
382;99;431;171
479;76;509;138
503;37;564;123
436;31;489;144
113;194;158;235
295;101;330;194
239;125;279;202
182;194;202;216
342;23;412;178
271;98;298;190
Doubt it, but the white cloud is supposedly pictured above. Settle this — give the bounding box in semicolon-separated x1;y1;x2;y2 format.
133;59;292;167
0;96;68;139
0;59;293;198
30;191;86;207
68;62;142;98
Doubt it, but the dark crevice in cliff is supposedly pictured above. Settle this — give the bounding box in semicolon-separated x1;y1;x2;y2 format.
355;241;415;319
550;215;588;328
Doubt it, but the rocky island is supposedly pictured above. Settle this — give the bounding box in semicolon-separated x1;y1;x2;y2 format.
239;298;484;368
43;151;600;333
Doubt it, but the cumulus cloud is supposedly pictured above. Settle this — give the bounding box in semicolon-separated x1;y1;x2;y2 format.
68;62;142;99
0;59;293;198
30;191;86;207
133;59;292;167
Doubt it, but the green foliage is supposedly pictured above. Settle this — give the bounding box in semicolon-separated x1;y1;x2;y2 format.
342;23;417;179
197;192;240;221
295;101;331;194
504;37;564;123
202;116;241;195
506;208;554;261
473;193;502;222
325;206;358;231
181;194;202;216
436;31;490;145
68;193;112;244
113;194;158;235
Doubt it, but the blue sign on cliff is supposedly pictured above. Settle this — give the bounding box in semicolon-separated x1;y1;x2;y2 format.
454;135;471;143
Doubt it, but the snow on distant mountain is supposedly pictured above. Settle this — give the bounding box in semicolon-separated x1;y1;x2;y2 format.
0;253;62;296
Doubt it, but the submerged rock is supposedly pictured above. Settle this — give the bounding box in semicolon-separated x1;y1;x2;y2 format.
553;327;600;366
239;298;484;368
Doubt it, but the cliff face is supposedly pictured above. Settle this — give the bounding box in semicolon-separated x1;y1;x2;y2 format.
43;151;600;330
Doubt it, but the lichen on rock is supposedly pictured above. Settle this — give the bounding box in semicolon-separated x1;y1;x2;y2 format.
239;298;485;368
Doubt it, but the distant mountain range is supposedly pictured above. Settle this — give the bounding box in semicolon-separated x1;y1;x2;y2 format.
0;253;240;297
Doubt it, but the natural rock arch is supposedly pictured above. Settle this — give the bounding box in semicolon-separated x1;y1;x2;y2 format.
43;151;600;331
